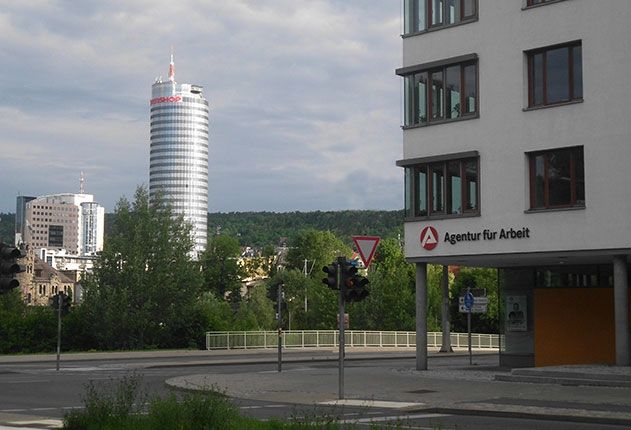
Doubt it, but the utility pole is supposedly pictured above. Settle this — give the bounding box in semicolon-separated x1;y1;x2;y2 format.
277;283;283;372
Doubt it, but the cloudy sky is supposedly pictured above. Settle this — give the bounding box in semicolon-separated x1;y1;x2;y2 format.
0;1;403;213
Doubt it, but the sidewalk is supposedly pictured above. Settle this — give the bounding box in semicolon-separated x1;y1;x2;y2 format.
165;349;631;426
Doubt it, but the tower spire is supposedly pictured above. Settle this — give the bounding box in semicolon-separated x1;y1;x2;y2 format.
168;47;175;82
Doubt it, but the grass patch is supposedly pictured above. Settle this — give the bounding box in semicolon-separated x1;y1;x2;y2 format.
62;374;426;429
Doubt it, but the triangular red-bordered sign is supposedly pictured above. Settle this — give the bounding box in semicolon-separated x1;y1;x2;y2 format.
352;236;380;269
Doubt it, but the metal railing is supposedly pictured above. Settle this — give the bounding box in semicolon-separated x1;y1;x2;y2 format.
205;330;499;350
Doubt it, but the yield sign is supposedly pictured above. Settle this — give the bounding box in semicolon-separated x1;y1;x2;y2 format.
352;236;380;268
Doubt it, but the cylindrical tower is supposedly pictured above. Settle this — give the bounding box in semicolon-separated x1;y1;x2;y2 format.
149;55;209;255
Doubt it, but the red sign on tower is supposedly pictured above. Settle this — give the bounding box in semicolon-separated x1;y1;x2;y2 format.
420;226;439;251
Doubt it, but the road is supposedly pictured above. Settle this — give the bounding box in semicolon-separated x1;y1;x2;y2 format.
0;351;627;429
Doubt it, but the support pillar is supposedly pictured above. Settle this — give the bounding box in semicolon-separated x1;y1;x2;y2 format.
439;265;453;353
416;262;428;370
613;256;630;366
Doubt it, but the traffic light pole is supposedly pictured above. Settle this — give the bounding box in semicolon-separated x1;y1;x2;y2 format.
277;283;283;373
56;294;62;371
337;258;344;400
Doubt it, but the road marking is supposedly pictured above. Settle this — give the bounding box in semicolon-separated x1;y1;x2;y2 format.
338;413;449;425
0;409;28;412
6;418;63;428
31;407;57;411
319;399;425;409
1;379;51;384
239;404;288;410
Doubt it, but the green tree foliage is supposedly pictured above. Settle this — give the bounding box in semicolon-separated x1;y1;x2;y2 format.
285;229;352;273
232;285;275;331
0;291;57;353
80;186;204;349
267;269;338;330
200;235;245;302
197;292;233;332
0;213;15;244
349;238;416;331
450;267;499;333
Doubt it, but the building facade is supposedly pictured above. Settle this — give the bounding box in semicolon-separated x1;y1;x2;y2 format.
149;55;209;255
397;0;631;367
16;246;77;306
22;193;105;271
15;195;35;246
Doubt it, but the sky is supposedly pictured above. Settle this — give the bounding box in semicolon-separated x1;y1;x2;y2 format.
0;1;403;213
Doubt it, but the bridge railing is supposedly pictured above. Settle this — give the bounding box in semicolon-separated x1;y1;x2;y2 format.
205;330;499;350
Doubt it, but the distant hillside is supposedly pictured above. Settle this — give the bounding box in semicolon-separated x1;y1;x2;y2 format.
2;210;402;249
207;210;404;247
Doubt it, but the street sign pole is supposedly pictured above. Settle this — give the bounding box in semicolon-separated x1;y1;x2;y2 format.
56;293;62;371
337;257;345;400
467;287;472;366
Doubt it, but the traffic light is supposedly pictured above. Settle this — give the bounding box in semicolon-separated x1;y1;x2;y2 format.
340;260;370;303
50;292;71;316
0;243;24;294
322;262;339;290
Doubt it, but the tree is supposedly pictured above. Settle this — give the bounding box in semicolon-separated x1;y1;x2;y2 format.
80;186;204;349
348;238;416;331
285;230;351;273
232;285;275;331
450;267;499;333
200;235;244;303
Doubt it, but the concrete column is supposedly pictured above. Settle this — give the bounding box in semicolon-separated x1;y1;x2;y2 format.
613;256;630;366
416;262;428;370
439;265;453;353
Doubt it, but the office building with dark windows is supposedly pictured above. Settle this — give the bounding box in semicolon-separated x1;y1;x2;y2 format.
22;193;104;272
149;55;209;255
397;0;630;368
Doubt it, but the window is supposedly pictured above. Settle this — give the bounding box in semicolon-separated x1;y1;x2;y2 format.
404;0;477;34
402;58;478;126
527;41;582;107
528;146;584;210
402;155;479;219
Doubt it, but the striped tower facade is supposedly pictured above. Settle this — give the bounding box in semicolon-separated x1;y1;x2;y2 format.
149;55;209;255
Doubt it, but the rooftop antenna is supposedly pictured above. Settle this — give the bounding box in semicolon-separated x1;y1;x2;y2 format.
80;171;85;194
168;46;175;82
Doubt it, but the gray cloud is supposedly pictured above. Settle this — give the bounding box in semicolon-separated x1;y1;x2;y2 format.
0;0;402;213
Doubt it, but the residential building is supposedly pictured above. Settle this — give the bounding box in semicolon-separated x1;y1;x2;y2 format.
149;54;209;256
397;0;630;367
16;246;77;306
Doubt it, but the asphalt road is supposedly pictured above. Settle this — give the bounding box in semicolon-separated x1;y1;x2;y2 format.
0;353;627;429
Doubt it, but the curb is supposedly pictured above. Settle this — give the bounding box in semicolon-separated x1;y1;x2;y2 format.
421;407;631;427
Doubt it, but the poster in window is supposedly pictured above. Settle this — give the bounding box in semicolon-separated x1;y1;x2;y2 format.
506;295;527;332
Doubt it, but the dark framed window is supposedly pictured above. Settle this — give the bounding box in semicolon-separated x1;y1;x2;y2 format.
528;146;584;210
527;41;582;108
403;60;478;126
403;156;479;219
404;0;477;35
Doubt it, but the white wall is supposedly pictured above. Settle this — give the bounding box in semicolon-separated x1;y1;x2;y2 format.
401;0;631;261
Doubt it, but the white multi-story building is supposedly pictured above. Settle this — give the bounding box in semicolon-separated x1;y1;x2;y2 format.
149;55;209;256
397;0;630;368
23;193;104;271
